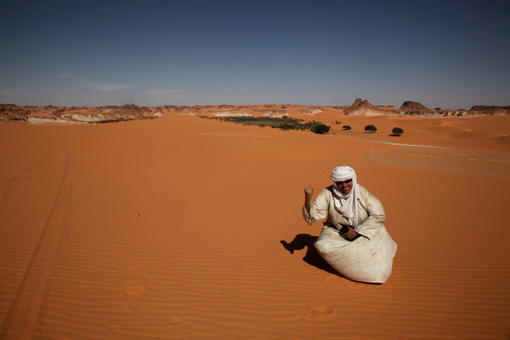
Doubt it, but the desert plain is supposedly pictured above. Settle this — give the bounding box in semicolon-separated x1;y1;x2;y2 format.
0;109;509;339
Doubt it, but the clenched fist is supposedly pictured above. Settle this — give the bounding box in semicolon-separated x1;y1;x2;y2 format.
304;186;314;198
304;186;314;213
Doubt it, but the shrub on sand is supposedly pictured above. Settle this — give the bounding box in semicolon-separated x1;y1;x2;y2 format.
311;124;330;134
392;127;404;136
364;125;377;133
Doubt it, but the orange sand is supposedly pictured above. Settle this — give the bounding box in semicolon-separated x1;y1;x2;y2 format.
0;113;509;339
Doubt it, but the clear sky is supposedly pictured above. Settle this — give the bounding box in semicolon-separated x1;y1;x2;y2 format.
1;0;509;109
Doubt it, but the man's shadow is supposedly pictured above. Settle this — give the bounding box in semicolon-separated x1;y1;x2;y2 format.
280;234;339;275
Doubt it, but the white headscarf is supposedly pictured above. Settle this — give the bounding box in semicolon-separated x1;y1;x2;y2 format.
330;166;358;228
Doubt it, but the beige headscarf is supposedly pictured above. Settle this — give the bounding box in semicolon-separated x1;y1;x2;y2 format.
330;166;358;228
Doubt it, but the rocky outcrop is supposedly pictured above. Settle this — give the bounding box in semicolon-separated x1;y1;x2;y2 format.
175;106;253;117
298;106;325;115
0;104;159;124
399;101;435;116
400;101;429;112
344;98;396;116
468;106;510;115
56;104;154;123
174;106;200;114
0;104;29;123
399;101;471;117
252;109;287;117
2;101;509;124
175;105;291;118
211;111;252;117
437;109;469;117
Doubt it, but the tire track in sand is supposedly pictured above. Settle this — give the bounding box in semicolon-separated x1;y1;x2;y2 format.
0;143;53;198
0;133;75;340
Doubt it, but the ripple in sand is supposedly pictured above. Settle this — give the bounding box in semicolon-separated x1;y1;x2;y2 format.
295;306;335;322
167;316;193;332
123;285;147;296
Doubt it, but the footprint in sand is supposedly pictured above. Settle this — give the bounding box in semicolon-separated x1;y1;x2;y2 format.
110;305;132;320
142;302;160;312
115;304;132;314
295;306;335;322
310;306;333;314
294;312;314;322
167;316;193;332
108;304;133;329
123;285;147;296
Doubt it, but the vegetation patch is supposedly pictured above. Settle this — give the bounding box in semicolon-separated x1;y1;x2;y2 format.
90;116;157;124
92;118;134;124
199;115;331;134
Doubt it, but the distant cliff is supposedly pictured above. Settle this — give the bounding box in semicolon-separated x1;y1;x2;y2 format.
469;106;510;115
0;104;30;123
1;100;509;124
1;104;164;124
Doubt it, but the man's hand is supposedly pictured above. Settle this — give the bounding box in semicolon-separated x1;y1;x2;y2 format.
343;226;359;241
304;186;314;212
304;186;314;199
340;226;359;241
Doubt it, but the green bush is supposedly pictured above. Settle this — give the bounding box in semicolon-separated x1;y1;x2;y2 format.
392;127;404;136
279;123;295;130
364;124;377;133
343;125;351;130
311;124;330;134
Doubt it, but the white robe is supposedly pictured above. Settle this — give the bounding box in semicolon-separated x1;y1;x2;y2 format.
303;184;397;283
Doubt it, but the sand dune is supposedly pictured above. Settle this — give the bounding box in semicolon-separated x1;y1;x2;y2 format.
0;113;509;339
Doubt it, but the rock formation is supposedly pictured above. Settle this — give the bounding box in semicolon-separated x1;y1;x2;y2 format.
0;104;29;123
298;106;325;115
399;101;435;116
1;101;509;124
344;98;396;116
0;104;160;124
400;101;430;112
468;106;510;115
54;104;155;123
400;101;470;117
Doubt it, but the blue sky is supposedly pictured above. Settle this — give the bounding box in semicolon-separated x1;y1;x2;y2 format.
1;0;509;109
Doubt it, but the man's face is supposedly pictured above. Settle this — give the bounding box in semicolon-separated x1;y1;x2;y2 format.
335;179;353;195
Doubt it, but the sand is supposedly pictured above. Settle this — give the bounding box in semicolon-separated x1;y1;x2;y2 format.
0;112;509;339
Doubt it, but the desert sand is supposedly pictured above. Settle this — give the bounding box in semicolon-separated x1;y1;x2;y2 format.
0;111;509;339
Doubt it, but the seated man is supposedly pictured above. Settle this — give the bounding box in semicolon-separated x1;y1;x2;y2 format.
303;165;397;283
